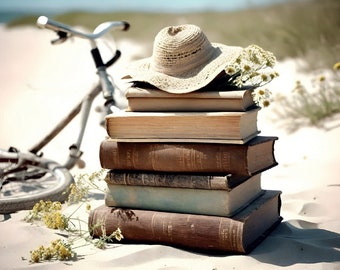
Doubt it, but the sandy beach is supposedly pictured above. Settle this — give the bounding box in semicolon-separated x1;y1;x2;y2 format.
0;24;339;269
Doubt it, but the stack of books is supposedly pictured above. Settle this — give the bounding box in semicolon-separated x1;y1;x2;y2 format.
89;87;282;254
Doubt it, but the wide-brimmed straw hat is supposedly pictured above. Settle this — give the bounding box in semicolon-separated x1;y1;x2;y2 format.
124;24;243;94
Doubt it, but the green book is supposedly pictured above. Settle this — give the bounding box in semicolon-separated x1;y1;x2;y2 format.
105;174;262;217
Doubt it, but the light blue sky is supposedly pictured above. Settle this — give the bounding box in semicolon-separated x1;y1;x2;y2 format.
0;0;294;13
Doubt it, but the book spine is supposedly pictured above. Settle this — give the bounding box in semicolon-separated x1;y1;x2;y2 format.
100;140;249;174
89;205;246;253
89;190;281;253
105;109;260;141
104;183;263;217
105;171;239;190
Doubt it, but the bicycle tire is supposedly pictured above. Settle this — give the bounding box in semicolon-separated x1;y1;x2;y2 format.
0;159;74;214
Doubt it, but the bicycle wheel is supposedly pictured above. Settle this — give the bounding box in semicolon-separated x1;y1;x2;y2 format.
0;158;74;214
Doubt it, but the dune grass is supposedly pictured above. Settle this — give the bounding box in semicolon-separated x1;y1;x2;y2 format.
273;63;340;132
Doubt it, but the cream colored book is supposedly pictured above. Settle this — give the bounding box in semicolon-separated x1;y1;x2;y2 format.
125;87;255;112
105;108;260;144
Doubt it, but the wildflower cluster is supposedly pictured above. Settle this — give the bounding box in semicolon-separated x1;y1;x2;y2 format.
24;170;123;264
24;200;69;230
67;169;105;204
225;44;279;107
252;88;272;108
30;239;75;263
92;224;124;249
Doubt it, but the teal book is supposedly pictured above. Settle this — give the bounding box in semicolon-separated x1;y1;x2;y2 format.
105;174;262;217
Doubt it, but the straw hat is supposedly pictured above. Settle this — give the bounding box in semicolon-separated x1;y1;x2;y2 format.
124;24;243;94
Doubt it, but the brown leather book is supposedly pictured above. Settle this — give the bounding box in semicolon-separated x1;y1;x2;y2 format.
89;190;282;254
100;136;278;177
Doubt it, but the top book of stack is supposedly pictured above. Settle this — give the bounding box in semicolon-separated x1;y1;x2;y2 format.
104;87;260;144
125;87;256;112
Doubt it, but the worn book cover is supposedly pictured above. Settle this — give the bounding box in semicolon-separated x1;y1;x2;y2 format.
89;190;282;254
100;136;278;177
105;171;257;190
104;108;260;143
104;173;263;217
125;87;255;112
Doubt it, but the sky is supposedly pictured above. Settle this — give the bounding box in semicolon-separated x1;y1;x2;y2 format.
0;0;292;14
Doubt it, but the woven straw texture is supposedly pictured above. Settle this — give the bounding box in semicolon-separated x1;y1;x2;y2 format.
125;24;242;94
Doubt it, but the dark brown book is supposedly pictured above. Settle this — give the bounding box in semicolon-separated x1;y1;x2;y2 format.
105;171;256;190
89;190;282;254
104;174;263;217
125;87;255;112
100;136;278;178
104;108;260;144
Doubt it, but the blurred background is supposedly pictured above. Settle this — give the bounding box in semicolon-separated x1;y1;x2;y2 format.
1;0;339;70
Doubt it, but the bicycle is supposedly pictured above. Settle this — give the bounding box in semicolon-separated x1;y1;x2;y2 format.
0;16;130;214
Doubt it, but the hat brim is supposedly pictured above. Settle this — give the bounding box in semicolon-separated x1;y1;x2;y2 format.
125;43;243;94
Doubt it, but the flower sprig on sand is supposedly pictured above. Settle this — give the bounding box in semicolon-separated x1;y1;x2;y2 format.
30;239;75;263
24;200;69;230
91;224;124;249
225;44;279;107
24;170;123;263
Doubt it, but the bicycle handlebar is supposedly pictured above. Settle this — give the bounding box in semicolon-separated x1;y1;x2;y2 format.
36;16;130;41
31;16;128;168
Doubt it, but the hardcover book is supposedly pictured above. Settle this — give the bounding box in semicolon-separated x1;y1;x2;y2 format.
104;108;260;144
105;171;254;190
89;190;282;254
104;173;263;217
125;87;255;112
100;136;278;177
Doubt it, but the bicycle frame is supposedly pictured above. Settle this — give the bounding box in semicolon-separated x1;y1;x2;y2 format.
27;17;129;169
24;16;129;169
29;83;102;169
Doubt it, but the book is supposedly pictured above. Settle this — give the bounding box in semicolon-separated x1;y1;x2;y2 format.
104;174;263;217
105;171;254;190
100;136;278;177
89;190;282;254
104;108;260;144
125;87;256;112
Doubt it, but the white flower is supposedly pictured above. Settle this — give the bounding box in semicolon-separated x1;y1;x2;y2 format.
252;88;272;107
225;44;278;88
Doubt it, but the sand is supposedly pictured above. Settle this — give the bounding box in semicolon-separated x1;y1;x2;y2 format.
0;24;339;269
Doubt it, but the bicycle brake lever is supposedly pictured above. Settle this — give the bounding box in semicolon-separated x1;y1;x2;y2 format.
51;31;68;45
105;50;121;68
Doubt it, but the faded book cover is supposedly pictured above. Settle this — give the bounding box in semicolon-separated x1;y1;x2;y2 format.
100;136;278;177
104;173;263;217
125;87;255;112
89;190;282;254
104;108;260;143
105;171;259;190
